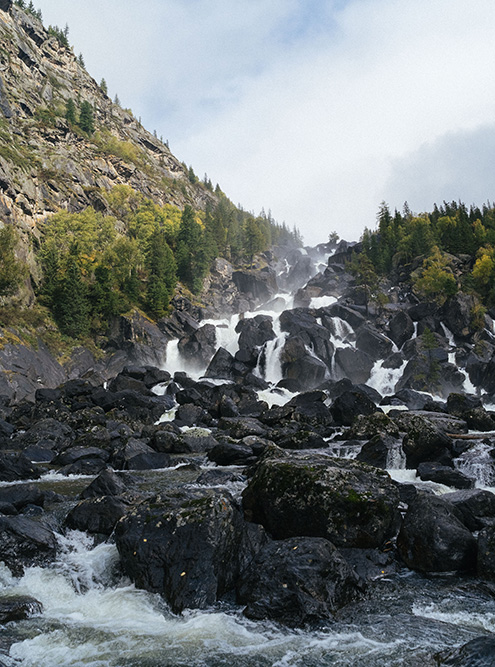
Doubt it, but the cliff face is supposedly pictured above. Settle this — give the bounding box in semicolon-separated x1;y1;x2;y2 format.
0;3;215;282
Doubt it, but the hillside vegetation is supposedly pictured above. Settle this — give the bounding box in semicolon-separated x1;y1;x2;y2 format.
354;200;495;317
0;1;299;341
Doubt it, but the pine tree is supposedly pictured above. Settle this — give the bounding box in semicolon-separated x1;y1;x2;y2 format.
99;78;108;96
65;98;76;125
56;254;90;337
78;100;94;134
145;229;176;318
77;52;85;68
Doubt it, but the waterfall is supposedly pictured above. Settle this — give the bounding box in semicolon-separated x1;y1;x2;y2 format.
368;359;407;396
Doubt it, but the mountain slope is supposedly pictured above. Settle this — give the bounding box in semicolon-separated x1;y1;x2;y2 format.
0;1;216;288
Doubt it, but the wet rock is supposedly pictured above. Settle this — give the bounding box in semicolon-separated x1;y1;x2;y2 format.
115;488;265;613
280;336;329;391
0;452;41;482
0;515;57;576
416;462;475;489
150;429;191;454
178;323;217;367
53;446;110;467
204;347;236;380
242;448;400;548
478;526;495;581
388;311;415;349
355;326;394;361
446;393;483;417
232;268;277;303
274;428;327;450
235;315;275;356
397;414;454;468
207;442;256;466
345;412;400;440
333;348;374;385
444;489;495;531
195;469;247;486
218;417;267;439
80;469;128;499
237;536;363;626
440;293;478;340
66;496;129;535
0;596;42;623
0;484;44;511
280;309;333;364
397;493;477;573
435;636;495;666
356;435;404;470
174;403;209;427
329;390;380;427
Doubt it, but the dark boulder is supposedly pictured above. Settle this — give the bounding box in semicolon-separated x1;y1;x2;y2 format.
446;393;483;417
80;469;128;499
0;452;41;482
329;390;379;427
0;596;42;623
218;417;267;439
388;310;415;349
0;515;57;576
65;496;129;535
397;493;477;573
0;484;44;511
207;442;255;466
178;324;216;366
232;268;277;303
318;303;366;330
398;414;454;468
115;488;265;613
53;446;110;467
416;462;475;489
204;347;236;380
356;435;404;470
237;537;363;626
333;348;374;385
435;636;495;666
444;489;495;531
478;526;495;581
280;336;329;391
440;293;478;340
355;326;394;361
150;429;191;454
0;1;13;14
174;403;209;427
279;309;333;364
235;315;275;355
242;448;400;548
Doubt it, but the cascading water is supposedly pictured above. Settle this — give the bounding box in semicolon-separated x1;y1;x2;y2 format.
368;359;408;396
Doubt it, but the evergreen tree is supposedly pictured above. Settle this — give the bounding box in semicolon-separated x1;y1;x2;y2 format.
145;229;176;318
99;78;108;96
77;52;85;68
78;100;94;134
65;98;76;125
55;252;90;337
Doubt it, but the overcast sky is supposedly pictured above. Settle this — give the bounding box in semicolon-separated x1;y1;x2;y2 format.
37;0;495;245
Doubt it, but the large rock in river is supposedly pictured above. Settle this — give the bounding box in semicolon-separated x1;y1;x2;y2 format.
236;536;363;626
114;488;266;613
242;448;400;548
397;493;477;573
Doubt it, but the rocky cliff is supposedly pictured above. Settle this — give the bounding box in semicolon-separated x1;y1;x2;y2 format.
0;2;215;288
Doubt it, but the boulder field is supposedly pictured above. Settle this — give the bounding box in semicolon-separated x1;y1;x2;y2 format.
0;362;495;630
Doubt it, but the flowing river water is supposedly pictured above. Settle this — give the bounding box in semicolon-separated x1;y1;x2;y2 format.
2;255;495;665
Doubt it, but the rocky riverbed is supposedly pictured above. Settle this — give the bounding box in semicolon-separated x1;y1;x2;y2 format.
1;242;495;665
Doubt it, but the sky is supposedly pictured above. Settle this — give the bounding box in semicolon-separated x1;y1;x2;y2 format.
37;0;495;245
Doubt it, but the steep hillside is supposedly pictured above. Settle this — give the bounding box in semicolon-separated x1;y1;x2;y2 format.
0;0;217;288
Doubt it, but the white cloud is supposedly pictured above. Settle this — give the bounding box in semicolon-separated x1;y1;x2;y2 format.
38;0;495;244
